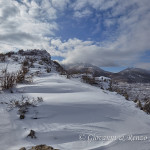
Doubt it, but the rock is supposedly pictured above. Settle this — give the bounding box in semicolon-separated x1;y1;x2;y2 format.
19;147;26;150
27;130;36;139
20;114;25;119
29;145;58;150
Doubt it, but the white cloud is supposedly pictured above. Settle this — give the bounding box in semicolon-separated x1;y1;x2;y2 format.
0;0;150;69
49;38;139;66
74;9;92;18
135;63;150;70
71;0;117;14
0;0;58;52
51;0;70;10
50;38;93;52
55;0;150;67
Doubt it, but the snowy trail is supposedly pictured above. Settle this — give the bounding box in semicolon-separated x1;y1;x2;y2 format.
0;73;150;150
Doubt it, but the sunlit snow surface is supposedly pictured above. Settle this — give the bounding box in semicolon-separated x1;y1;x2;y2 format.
0;72;150;149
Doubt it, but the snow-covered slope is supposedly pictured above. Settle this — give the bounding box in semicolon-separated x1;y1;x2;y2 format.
0;51;150;150
0;73;150;150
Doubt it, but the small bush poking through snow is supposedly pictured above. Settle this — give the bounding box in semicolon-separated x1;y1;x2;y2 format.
0;68;16;90
16;64;30;83
136;100;143;110
5;51;14;57
0;62;30;90
0;53;6;62
143;101;150;114
27;130;36;139
16;69;26;83
22;57;30;67
46;67;51;73
6;96;43;119
39;61;43;65
82;75;97;85
7;96;43;111
41;57;51;65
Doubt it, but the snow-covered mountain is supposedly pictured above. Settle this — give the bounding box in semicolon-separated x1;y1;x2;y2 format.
0;50;150;150
64;63;111;77
111;68;150;83
65;63;150;83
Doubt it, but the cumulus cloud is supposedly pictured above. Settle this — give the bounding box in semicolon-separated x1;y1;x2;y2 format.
54;0;150;67
50;38;140;66
51;0;70;10
74;9;92;18
0;0;150;69
135;63;150;70
0;0;58;52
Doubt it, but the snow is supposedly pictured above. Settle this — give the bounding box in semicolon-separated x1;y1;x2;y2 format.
96;76;110;80
0;53;150;150
112;82;150;101
0;72;150;150
95;76;111;90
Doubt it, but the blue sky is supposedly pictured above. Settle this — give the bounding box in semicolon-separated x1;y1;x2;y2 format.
0;0;150;72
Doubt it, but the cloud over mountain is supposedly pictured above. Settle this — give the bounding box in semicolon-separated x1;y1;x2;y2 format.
0;0;150;68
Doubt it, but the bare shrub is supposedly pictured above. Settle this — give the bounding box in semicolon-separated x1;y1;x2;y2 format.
136;100;143;110
0;68;16;90
122;92;129;100
0;63;30;90
0;53;6;62
16;58;30;83
5;51;14;57
134;99;138;103
7;96;43;111
16;70;25;83
46;67;51;73
25;75;33;83
14;57;18;61
66;74;71;79
82;75;97;85
18;49;24;55
39;61;43;65
22;57;29;66
37;97;44;102
16;65;29;83
6;96;43;119
143;101;150;114
41;57;51;64
29;57;35;68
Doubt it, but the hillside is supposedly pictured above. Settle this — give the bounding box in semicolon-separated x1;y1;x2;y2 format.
64;63;111;77
65;64;150;83
111;68;150;83
0;50;150;150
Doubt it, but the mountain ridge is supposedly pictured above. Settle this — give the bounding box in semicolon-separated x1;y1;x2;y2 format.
63;63;150;83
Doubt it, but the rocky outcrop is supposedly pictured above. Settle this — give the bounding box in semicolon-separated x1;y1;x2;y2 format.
19;145;58;150
19;148;26;150
18;49;51;65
